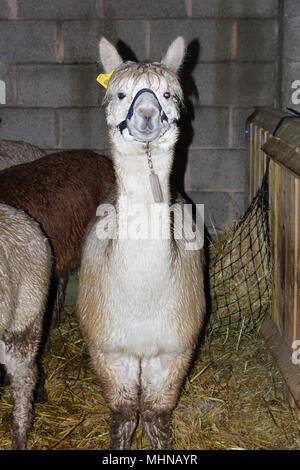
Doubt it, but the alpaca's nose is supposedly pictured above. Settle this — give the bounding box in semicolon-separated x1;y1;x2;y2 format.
137;106;159;129
138;107;159;119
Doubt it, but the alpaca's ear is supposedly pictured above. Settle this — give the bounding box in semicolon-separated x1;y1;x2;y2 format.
99;37;123;72
161;37;185;73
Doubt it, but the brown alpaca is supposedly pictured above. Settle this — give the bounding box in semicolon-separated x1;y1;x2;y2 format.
0;150;114;320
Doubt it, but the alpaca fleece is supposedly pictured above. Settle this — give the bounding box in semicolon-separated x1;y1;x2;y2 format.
0;140;45;171
0;203;51;449
0;150;114;276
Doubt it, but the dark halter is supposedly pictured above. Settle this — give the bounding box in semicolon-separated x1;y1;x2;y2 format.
118;88;169;135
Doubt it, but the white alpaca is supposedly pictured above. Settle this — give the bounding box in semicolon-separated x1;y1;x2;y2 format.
77;37;205;449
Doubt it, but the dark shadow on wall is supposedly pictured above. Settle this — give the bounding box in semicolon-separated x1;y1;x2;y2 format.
171;38;200;196
116;40;138;63
170;40;212;328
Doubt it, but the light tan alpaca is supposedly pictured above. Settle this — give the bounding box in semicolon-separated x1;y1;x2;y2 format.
0;203;51;449
77;37;205;449
0;140;45;171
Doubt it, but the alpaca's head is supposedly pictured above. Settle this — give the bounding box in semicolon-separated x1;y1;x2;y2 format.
99;37;185;151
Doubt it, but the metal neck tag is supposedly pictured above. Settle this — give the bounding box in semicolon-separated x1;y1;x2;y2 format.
0;340;5;365
146;144;164;203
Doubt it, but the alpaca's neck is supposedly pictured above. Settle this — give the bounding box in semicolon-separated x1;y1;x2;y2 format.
113;146;173;205
111;144;174;264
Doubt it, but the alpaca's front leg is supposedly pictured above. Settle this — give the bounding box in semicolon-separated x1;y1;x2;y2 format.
91;351;140;450
140;351;192;450
51;274;68;328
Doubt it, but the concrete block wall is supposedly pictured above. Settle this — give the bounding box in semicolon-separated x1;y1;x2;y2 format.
0;0;282;232
282;0;300;111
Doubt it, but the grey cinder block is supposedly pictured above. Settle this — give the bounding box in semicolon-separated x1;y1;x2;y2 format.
0;0;10;19
187;190;231;231
0;108;56;148
191;107;229;147
187;148;246;191
103;0;187;18
63;20;146;64
238;19;278;61
230;192;246;220
59;107;109;149
191;63;276;106
0;21;56;63
16;64;101;107
231;107;255;148
150;19;232;62
192;0;278;18
283;17;300;62
17;0;98;19
284;0;300;17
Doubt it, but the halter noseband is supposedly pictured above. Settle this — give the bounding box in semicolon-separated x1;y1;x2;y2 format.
118;88;169;135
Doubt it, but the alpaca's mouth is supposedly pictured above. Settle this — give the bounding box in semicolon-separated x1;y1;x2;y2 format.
128;126;162;143
143;128;155;133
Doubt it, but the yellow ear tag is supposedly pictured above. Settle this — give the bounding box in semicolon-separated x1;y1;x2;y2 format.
96;71;114;89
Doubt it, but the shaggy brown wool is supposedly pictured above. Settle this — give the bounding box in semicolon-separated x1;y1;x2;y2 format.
0;150;114;276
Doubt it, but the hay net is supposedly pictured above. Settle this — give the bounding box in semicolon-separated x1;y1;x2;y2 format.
208;165;272;336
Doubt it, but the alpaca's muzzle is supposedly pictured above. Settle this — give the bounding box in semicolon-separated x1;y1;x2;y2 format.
118;88;170;142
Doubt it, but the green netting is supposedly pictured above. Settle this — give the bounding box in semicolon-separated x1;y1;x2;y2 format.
208;166;272;336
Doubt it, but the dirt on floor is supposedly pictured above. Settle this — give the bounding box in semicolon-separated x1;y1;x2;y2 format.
0;307;299;450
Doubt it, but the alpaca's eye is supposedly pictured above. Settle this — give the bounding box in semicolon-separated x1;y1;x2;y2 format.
163;92;171;99
117;92;126;100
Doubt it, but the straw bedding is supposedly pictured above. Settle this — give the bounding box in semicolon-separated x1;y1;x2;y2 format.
0;307;298;450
